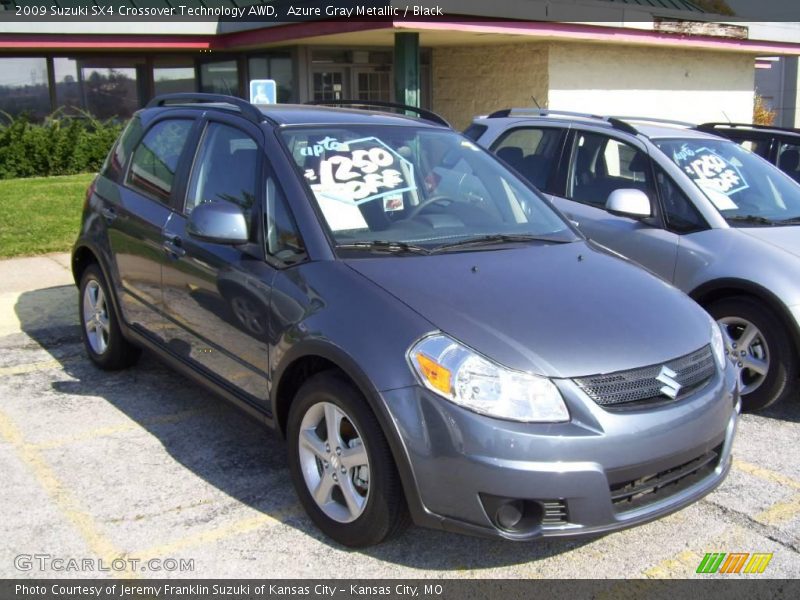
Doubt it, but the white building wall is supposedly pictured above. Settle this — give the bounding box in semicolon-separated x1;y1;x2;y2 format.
547;43;757;124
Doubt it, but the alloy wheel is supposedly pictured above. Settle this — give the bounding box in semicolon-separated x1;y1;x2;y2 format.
82;279;110;355
718;316;770;396
297;401;370;523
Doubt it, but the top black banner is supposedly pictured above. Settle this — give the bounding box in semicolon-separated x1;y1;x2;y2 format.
0;0;799;23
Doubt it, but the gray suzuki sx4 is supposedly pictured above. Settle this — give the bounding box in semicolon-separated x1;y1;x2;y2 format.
73;94;739;546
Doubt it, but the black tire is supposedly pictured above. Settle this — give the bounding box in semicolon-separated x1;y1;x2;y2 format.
707;296;796;412
79;264;141;370
286;371;409;547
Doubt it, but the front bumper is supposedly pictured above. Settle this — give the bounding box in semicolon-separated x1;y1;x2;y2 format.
382;362;739;540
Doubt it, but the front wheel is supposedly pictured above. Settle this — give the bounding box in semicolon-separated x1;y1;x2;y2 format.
708;296;796;412
286;372;408;547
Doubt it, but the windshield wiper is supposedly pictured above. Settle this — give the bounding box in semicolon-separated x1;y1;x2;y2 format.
431;233;570;253
725;215;775;226
335;240;431;255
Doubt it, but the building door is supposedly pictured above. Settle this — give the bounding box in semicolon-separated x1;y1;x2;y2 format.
311;68;347;100
352;68;392;102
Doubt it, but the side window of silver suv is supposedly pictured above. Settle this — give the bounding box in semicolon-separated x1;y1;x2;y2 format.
569;132;656;208
492;127;562;191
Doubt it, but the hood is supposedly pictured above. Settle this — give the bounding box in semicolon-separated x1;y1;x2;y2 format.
345;242;711;378
737;225;800;259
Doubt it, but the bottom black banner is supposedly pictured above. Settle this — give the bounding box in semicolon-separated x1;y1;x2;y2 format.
2;579;799;600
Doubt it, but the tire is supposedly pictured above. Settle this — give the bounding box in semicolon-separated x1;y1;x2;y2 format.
286;371;409;547
707;296;796;412
79;264;141;370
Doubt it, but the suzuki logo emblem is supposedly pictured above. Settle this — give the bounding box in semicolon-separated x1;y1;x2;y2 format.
656;366;682;399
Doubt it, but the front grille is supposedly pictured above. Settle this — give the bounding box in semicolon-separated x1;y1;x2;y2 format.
609;444;722;513
573;345;715;408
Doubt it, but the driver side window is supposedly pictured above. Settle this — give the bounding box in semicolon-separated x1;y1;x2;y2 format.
568;132;656;209
186;123;258;215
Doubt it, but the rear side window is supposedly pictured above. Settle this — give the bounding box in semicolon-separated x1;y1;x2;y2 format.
102;116;143;182
126;119;193;204
492;127;563;191
463;123;487;142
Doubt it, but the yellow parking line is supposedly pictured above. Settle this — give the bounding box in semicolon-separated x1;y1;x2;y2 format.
754;493;800;526
31;407;215;450
0;359;63;377
642;549;704;578
734;459;800;491
136;503;303;560
0;408;136;578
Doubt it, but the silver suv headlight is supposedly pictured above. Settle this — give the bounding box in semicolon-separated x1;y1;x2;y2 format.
408;333;569;423
708;313;727;370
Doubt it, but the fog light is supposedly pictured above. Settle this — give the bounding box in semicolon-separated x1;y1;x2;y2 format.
496;500;524;530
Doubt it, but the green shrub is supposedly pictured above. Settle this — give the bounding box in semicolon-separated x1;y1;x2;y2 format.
0;110;123;180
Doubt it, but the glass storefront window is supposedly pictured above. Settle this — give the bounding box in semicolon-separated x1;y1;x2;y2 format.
248;54;293;102
81;66;139;121
0;57;50;121
154;66;196;96
199;60;239;95
53;58;82;113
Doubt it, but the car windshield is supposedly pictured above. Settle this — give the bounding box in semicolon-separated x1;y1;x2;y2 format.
655;137;800;224
279;125;577;251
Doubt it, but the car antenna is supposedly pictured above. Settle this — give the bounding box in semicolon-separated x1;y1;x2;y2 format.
531;96;542;109
721;110;732;124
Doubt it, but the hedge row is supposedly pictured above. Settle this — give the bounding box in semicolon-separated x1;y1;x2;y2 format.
0;110;122;180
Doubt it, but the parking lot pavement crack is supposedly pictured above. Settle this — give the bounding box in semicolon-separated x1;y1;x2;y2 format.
700;498;800;554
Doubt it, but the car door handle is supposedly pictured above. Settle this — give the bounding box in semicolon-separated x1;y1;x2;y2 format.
101;207;117;222
162;236;186;258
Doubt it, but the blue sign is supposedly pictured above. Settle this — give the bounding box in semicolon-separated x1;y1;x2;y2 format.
249;79;276;105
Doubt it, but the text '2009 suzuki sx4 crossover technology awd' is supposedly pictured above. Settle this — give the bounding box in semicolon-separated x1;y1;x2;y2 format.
73;94;739;546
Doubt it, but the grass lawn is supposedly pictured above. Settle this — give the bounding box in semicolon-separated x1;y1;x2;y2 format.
0;173;94;258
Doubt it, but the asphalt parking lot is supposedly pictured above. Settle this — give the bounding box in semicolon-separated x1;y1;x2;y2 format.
0;253;799;580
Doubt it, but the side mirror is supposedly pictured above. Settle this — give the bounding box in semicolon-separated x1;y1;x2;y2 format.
187;202;249;245
606;188;652;218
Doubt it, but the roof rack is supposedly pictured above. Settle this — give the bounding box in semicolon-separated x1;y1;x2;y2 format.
697;122;800;135
304;100;450;127
611;116;695;128
146;93;266;126
486;108;640;135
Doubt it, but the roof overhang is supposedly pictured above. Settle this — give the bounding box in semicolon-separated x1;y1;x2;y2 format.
3;20;800;55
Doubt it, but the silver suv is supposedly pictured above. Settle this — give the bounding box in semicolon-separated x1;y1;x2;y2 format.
468;109;800;411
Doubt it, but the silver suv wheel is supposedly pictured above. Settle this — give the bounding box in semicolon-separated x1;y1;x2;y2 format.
297;401;370;523
82;279;110;355
718;316;769;396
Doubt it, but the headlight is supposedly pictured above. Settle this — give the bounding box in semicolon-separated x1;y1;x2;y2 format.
708;314;727;370
408;333;569;423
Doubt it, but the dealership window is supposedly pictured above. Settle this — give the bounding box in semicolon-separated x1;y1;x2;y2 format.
200;60;239;95
0;57;51;121
53;58;82;113
80;63;140;120
248;54;293;102
154;58;196;96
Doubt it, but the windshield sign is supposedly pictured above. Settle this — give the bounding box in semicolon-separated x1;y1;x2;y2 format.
656;138;800;224
281;126;577;250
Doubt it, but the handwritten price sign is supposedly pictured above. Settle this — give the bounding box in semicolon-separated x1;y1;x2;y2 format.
674;145;749;196
305;137;416;205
